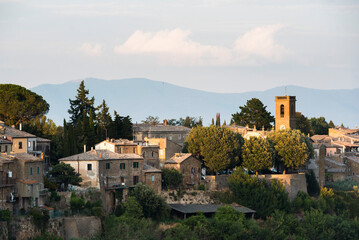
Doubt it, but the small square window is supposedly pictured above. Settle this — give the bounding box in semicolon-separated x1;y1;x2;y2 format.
133;162;139;168
87;164;92;171
120;163;126;169
106;163;110;169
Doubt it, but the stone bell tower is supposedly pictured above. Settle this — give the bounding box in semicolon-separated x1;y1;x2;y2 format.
275;96;296;130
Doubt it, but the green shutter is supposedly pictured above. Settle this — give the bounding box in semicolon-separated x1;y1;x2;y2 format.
30;167;32;175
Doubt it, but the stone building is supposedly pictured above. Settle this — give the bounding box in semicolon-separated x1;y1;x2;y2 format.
142;164;162;194
143;137;182;168
164;153;201;188
0;153;44;211
0;121;50;170
59;150;144;188
133;122;190;146
95;138;161;169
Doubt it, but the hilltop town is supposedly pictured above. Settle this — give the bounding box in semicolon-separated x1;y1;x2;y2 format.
0;82;359;240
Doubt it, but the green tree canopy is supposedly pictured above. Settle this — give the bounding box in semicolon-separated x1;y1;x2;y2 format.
0;84;49;126
162;168;183;189
186;126;244;173
97;99;112;139
48;162;82;190
142;116;160;125
268;129;313;172
295;112;313;136
242;137;273;173
310;117;329;135
68;80;95;125
232;98;274;130
130;183;170;220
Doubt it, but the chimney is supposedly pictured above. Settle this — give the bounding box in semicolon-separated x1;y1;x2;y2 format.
163;119;168;126
84;145;86;153
19;123;22;131
91;147;93;151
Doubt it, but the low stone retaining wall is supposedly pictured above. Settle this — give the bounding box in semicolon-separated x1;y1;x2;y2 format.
9;216;101;240
257;173;307;200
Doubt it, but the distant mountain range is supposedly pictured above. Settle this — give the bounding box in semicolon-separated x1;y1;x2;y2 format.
31;78;359;128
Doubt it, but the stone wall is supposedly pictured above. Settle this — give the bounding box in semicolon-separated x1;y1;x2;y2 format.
0;221;8;240
162;190;214;204
9;216;101;240
257;173;307;200
204;175;229;191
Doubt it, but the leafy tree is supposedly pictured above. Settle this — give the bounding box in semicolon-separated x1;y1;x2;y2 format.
67;81;97;153
68;80;95;125
142;115;159;125
0;84;49;126
295;112;313;135
215;113;221;126
162;168;183;189
310;117;329;135
186;126;244;173
268;129;313;173
48;163;82;190
306;170;320;196
328;120;335;128
242;137;273;173
228;168;290;219
232;98;274;130
123;196;144;219
130;183;170;220
96;99;112;139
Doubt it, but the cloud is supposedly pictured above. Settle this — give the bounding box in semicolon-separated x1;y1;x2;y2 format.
114;29;231;66
114;25;288;66
79;43;103;56
234;24;287;62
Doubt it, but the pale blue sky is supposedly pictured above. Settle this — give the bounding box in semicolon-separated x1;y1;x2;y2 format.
0;0;358;93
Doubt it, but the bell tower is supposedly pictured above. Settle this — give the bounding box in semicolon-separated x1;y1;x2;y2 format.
275;96;296;130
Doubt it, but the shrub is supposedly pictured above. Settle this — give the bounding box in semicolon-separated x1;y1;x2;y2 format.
28;208;50;232
92;207;103;218
29;233;63;240
50;191;61;202
326;178;358;191
306;170;320;196
162;168;183;189
130;183;170;220
228;168;290;219
198;184;205;191
0;209;11;223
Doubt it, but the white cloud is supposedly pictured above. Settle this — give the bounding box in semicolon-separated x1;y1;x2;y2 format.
79;43;103;56
114;25;288;66
114;29;231;66
234;24;288;62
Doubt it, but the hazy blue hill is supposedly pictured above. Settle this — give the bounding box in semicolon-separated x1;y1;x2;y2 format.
31;78;359;128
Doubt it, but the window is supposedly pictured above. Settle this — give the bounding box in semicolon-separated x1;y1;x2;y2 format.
151;175;155;182
133;148;135;153
280;104;284;118
133;176;139;185
37;166;40;174
28;141;31;148
87;164;92;171
5;146;7;152
152;152;154;157
33;141;36;150
19;141;23;149
30;167;33;175
133;162;139;168
106;163;110;169
120;163;126;169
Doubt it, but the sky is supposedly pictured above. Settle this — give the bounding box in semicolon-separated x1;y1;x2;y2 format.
0;0;358;93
